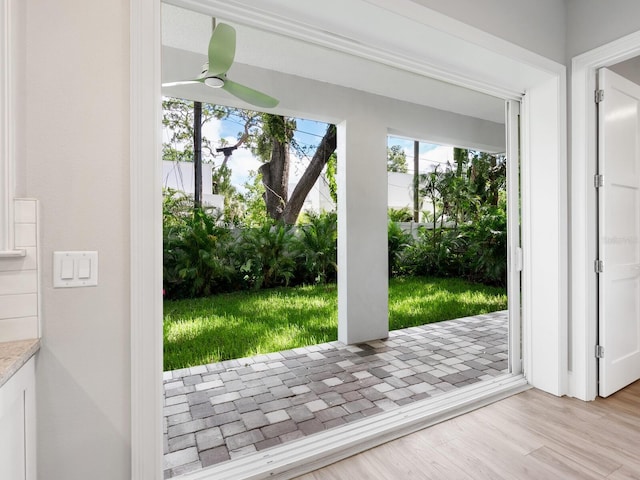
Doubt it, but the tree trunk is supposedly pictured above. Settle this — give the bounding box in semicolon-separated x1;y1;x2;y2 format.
413;140;420;222
259;135;290;219
454;147;466;177
193;101;202;209
490;154;499;206
282;124;337;224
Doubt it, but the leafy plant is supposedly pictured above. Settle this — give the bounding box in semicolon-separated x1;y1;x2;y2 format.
163;190;237;298
295;211;338;284
235;220;298;289
388;207;413;222
388;221;413;276
461;204;507;286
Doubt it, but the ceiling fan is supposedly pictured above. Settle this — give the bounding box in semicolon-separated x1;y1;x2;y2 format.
163;22;279;109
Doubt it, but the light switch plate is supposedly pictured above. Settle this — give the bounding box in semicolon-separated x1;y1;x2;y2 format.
53;251;98;288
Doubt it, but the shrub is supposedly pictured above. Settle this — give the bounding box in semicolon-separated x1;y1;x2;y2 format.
163;190;237;298
460;205;507;286
397;226;465;278
235;220;298;289
295;211;338;284
388;207;413;222
388;221;413;276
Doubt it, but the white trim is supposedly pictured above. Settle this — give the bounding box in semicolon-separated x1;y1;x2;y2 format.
164;0;563;100
506;99;522;375
179;375;530;480
519;93;532;382
130;0;164;478
0;0;16;254
570;29;640;401
519;74;568;396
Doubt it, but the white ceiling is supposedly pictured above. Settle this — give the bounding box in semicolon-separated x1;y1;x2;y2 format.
162;3;506;124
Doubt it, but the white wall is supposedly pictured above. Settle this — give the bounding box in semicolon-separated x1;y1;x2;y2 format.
609;56;640;85
23;1;131;479
566;0;640;59
387;172;414;211
409;0;567;64
163;161;213;195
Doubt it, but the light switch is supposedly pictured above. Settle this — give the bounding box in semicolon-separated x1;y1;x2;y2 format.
61;258;74;279
53;251;98;288
78;258;91;279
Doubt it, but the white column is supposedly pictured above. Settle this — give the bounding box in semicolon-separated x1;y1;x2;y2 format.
337;117;389;344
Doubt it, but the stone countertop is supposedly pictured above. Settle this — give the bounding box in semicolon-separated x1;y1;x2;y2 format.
0;338;40;388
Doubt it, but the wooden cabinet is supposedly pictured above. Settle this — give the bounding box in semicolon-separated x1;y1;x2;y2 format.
0;356;36;480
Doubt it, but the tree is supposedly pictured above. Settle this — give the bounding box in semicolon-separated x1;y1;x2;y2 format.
193;101;203;209
281;123;336;224
254;115;295;219
163;97;253;219
162;97;225;164
251;115;337;224
164;99;337;225
387;145;408;173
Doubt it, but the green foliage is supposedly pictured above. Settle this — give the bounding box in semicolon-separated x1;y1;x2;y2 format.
239;171;270;227
388;221;413;277
387;145;409;173
295;211;338;284
396;205;507;287
460;204;507;285
163;189;237;299
235;220;298;290
388;207;413;222
163;277;507;369
251;114;296;162
162;97;227;164
163;140;509;301
325;153;338;203
397;147;507;286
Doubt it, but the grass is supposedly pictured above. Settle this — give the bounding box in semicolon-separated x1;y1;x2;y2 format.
163;276;507;371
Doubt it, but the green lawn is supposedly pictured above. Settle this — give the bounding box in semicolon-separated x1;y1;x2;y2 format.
163;276;507;371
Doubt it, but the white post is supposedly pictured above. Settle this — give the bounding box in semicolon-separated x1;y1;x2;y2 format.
337;117;389;344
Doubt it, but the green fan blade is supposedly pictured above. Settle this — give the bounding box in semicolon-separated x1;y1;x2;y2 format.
207;23;236;76
222;78;279;108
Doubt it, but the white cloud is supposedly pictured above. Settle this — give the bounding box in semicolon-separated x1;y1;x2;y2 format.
422;145;453;171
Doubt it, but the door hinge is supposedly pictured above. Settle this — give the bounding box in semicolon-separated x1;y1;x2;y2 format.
594;174;604;188
595;89;605;103
594;259;604;273
595;345;605;359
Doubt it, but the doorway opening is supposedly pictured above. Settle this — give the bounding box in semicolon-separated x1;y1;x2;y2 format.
127;2;562;478
159;4;523;477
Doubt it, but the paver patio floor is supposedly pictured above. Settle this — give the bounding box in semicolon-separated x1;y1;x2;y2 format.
163;310;508;478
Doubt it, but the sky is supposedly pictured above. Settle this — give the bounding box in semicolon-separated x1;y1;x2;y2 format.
162;105;455;194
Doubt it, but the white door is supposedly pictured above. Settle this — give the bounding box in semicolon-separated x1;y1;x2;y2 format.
598;67;640;397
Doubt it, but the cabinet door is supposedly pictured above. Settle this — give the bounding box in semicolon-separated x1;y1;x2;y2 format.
0;357;36;480
0;388;25;479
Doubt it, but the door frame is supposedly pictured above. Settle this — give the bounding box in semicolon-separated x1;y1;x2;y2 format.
131;1;567;477
571;30;640;401
506;99;523;374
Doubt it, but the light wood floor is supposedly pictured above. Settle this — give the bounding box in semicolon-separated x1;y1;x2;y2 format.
296;381;640;480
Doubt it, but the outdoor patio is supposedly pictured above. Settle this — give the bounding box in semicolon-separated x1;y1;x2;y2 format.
162;310;509;478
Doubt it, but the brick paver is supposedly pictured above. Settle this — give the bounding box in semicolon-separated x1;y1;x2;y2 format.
163;311;508;478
